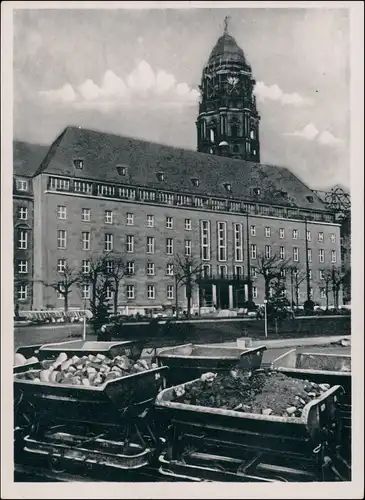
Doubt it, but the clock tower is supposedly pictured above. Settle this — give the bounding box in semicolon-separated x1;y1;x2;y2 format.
196;18;260;162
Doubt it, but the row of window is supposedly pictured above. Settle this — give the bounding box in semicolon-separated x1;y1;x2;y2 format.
251;244;336;264
250;225;335;243
15;281;332;302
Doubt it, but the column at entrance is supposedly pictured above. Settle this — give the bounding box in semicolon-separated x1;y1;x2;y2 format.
212;284;217;309
229;285;234;309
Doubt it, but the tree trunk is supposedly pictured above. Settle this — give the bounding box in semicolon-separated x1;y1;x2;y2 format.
114;281;119;315
187;288;192;318
64;292;69;313
264;279;270;301
326;286;329;309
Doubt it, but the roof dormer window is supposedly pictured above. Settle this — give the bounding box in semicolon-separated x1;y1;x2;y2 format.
116;165;128;176
156;172;164;182
306;195;314;203
224;183;232;192
191;178;199;187
253;187;261;196
281;190;288;200
73;159;84;170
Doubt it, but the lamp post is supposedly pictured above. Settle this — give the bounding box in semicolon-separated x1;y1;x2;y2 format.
245;211;252;302
175;276;179;319
82;297;87;341
304;218;311;302
264;299;268;338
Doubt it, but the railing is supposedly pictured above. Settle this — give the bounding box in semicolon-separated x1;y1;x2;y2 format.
47;177;336;224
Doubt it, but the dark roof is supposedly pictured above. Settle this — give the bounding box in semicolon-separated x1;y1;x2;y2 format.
208;33;249;67
13;140;49;177
34;126;328;211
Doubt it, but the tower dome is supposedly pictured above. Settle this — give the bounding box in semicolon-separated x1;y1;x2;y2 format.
207;32;250;69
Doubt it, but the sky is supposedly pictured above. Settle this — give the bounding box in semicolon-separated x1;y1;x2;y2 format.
13;6;350;190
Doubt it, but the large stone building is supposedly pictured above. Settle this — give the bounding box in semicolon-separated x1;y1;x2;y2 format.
12;26;342;314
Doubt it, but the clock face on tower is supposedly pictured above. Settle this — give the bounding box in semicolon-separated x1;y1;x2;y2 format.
227;76;239;95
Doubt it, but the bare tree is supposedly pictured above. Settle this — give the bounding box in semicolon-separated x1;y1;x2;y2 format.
331;266;346;309
47;263;80;313
173;254;204;318
289;266;306;307
320;268;333;310
256;253;291;301
104;256;126;315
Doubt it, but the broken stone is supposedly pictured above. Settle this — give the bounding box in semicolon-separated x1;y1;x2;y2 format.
286;406;297;415
262;408;273;415
319;383;330;392
307;392;317;397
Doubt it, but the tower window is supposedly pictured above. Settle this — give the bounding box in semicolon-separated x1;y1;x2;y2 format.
116;165;128;176
156;172;164;182
191;178;199;187
73;159;84;170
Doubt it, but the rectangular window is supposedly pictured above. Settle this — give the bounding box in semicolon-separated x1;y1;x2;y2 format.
331;250;336;263
105;210;113;224
147;215;154;227
81;284;90;300
185;219;192;231
17;179;28;191
319;249;325;263
57;230;67;249
105;260;113;274
147;285;155;300
202;264;211;278
234;223;243;262
293;247;299;262
167;285;174;300
106;286;113;300
320;288;326;299
18;260;28;274
280;269;286;279
82;208;91;221
57;206;67;220
251;244;257;259
126;213;134;225
235;266;243;278
184;239;192;256
293;229;299;240
265;227;271;237
146;262;155;276
217;222;227;261
18;284;28;300
126;285;135;300
250;267;257;279
105;233;113;251
57;259;66;273
74;181;92;194
319;270;325;280
279;228;285;239
201;220;211;261
265;245;271;259
82;232;90;251
82;260;90;274
166;216;173;229
166;238;174;255
18;207;28;220
126;261;135;275
307;231;312;241
18;230;28;249
252;286;258;299
147;236;155;254
331;233;336;243
126;235;134;253
57;285;65;300
218;265;227;278
318;232;324;242
166;263;174;276
250;225;256;237
308;249;312;263
280;246;285;260
50;177;70;191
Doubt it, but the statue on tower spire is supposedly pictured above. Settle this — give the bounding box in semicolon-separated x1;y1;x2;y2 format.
224;16;230;34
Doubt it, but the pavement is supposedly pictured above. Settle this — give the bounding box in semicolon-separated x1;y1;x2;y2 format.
218;334;351;350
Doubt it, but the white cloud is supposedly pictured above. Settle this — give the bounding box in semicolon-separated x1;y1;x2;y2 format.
38;83;76;103
318;130;343;145
284;123;343;146
38;61;199;109
254;81;314;107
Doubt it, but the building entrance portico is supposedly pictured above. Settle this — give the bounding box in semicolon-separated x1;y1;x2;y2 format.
198;275;249;309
